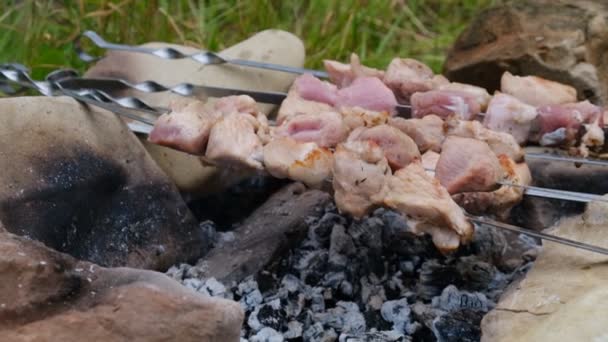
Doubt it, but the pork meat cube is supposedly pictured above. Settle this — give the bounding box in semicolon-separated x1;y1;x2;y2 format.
380;161;474;254
436;82;491;111
410;90;481;120
347;124;421;171
272;110;348;148
482;93;538;145
263;137;333;189
340;106;391;131
332;140;392;218
335;76;398;115
445;117;524;162
276;86;335;125
323;53;384;88
213;95;259;116
383;58;439;103
452;156;532;219
205;112;265;170
536;100;603;147
500;71;577;107
148;98;221;155
435;136;503;194
293;73;338;106
388;114;445;153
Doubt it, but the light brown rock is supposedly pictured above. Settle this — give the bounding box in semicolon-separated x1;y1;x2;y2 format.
85;29;306;196
0;96;208;270
0;226;243;342
481;195;608;341
444;0;608;105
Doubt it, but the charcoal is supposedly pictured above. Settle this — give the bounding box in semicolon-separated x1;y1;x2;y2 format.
431;309;483;342
329;225;356;268
348;216;384;252
249;326;285;342
237;278;264;312
339;330;411;341
168;197;535;341
283;320;303;339
313;301;366;335
381;299;418;335
303;322;337;342
431;285;492;313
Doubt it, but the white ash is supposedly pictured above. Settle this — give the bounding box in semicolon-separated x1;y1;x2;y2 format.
168;203;538;341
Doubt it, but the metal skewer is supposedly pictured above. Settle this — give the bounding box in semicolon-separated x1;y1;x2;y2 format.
74;30;329;79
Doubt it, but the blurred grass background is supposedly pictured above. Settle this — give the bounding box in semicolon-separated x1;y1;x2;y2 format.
0;0;501;79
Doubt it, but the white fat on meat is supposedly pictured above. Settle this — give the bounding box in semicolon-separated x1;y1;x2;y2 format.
263;137;333;189
272;111;348;148
380;161;474;254
323;53;385;88
205;112;265;170
435;136;503;194
410;90;481;120
444;117;524;162
148;98;220;155
452;155;532;219
347;124;421;171
482;93;538;145
421;150;440;177
436;82;492;110
500;71;577;107
382;58;447;103
332;140;392;218
335;76;398;115
388;114;445;153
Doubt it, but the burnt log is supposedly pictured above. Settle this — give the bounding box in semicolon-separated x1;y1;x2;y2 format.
201;183;332;284
444;0;608;105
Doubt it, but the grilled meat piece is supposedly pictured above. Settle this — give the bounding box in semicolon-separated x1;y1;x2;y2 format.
340;106;391;131
272;110;348;148
205;112;265;170
347;124;421;171
500;71;577;107
148;98;221;155
263;137;333;188
335;76;398;115
388;114;445;153
436;82;492;111
380;161;474;254
332;140;391;218
482;93;538;145
382;58;446;103
323;53;385;88
410;90;481;120
452;155;532;219
421;150;440;177
445;117;524;162
435;136;503;194
536;100;603;145
276;83;335;125
293;73;338;106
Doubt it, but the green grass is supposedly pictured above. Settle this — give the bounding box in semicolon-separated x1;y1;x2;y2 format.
0;0;502;80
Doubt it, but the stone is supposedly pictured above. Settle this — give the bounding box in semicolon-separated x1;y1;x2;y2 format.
0;96;207;270
0;228;243;342
84;29;306;196
444;0;608;106
199;183;332;284
481;195;608;341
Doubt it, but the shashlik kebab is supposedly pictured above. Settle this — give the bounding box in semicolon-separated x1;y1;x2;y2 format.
5;65;607;256
76;31;607;159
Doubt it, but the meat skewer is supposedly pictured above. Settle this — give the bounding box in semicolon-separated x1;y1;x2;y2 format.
39;83;608;256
